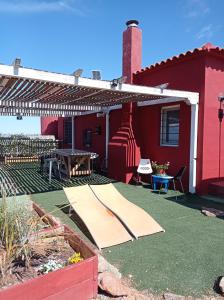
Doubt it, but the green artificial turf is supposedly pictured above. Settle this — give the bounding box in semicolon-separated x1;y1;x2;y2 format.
31;182;224;296
3;163;223;296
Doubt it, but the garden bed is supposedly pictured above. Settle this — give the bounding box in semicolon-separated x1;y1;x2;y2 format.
0;196;98;300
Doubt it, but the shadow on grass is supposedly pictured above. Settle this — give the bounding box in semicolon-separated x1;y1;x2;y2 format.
1;162;116;196
164;193;224;220
57;204;96;246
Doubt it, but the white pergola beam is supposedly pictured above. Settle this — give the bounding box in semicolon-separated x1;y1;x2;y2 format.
0;107;83;117
0;64;199;105
0;100;101;112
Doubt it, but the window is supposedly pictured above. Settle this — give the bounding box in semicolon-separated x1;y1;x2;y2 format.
160;106;180;146
64;119;72;144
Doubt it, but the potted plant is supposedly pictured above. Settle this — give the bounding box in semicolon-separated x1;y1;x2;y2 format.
151;161;170;175
0;193;98;300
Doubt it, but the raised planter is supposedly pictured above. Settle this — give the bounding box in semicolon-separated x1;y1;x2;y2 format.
0;205;98;300
4;156;39;164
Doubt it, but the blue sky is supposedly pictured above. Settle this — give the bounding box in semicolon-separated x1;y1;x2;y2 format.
0;0;223;134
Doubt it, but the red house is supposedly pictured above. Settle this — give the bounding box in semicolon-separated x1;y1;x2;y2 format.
41;20;224;196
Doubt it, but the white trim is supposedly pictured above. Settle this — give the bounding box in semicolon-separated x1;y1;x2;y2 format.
138;97;184;107
80;104;122;116
189;103;199;193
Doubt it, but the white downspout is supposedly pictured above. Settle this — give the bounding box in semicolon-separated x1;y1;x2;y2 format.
71;116;75;150
105;111;109;168
189;101;199;193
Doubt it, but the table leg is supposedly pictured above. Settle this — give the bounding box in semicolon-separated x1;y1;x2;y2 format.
153;182;156;191
68;156;71;179
87;157;91;174
49;160;52;184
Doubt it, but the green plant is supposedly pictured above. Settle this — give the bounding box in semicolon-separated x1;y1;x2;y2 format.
0;180;78;286
151;161;170;173
0;191;40;280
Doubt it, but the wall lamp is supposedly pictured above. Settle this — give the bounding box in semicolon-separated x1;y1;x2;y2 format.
218;94;224;122
110;76;127;88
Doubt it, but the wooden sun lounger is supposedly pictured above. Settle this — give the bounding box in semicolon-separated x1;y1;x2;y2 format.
63;185;133;249
90;183;165;239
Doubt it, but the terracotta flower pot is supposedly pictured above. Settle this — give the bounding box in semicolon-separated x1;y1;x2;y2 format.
156;169;166;175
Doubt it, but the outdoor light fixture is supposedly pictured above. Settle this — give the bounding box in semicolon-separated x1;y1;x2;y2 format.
218;93;224;122
110;76;127;88
92;70;101;80
12;58;22;68
96;112;105;118
154;82;169;92
95;125;102;135
72;68;83;77
16;113;22;120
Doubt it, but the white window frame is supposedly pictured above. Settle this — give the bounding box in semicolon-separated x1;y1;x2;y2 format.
160;105;180;147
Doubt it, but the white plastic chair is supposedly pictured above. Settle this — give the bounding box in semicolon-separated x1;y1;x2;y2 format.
136;158;153;184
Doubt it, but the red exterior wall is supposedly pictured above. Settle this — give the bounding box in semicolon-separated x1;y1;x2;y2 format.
134;56;206;192
199;55;224;192
137;102;191;189
74;110;122;165
58;117;64;141
41;116;58;138
75;114;106;163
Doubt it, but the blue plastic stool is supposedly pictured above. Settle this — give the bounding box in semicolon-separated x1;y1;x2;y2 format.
152;175;174;193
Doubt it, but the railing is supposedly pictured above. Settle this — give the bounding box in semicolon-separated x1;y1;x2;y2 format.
0;137;61;161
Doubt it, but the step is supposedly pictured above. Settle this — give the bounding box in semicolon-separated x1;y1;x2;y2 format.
208;181;224;197
201;195;224;205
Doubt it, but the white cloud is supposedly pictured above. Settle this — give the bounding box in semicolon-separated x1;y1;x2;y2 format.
184;0;210;18
196;24;213;40
0;0;84;14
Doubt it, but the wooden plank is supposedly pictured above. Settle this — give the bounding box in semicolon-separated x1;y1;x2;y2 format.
63;185;132;249
90;183;165;239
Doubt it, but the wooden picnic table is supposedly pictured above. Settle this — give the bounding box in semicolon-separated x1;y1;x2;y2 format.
54;149;95;178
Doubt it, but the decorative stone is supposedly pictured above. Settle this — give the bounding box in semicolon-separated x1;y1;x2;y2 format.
98;272;130;297
98;255;121;279
201;207;224;217
219;276;224;294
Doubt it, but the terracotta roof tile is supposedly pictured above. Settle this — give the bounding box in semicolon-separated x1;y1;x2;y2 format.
135;43;224;75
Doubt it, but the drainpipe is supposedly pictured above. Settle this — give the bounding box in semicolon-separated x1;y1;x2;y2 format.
105;111;109;168
71;116;75;150
189;100;199;193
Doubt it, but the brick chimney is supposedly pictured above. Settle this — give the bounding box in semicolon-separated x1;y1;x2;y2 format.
108;21;142;183
122;20;142;83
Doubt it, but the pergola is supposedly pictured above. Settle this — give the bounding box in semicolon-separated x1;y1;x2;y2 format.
0;63;199;192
